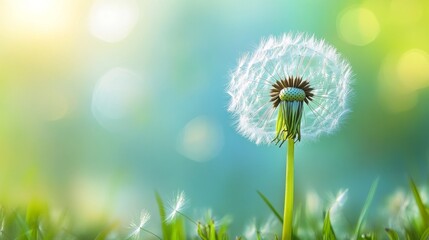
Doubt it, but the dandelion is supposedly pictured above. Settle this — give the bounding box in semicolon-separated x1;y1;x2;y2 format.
228;32;353;240
128;210;158;240
166;191;188;222
228;33;352;145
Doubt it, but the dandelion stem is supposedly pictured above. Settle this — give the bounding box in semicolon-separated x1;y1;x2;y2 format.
177;210;198;225
141;228;162;240
282;138;294;240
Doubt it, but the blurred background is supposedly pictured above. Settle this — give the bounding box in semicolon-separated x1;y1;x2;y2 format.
0;0;429;235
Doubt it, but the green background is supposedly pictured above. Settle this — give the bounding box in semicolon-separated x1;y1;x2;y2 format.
0;0;428;234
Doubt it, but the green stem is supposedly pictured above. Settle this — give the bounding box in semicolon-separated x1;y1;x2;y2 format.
282;138;294;240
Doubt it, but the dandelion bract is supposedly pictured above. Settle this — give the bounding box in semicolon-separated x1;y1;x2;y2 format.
228;33;352;145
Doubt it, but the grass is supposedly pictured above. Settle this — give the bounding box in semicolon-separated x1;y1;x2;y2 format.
1;178;429;239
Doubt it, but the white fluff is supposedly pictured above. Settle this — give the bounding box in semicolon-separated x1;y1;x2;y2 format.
227;33;353;144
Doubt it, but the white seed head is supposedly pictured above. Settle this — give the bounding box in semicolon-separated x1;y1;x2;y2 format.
228;32;353;144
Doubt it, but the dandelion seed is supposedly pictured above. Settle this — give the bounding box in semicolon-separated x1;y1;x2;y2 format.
244;216;279;239
129;210;151;239
329;189;348;214
259;215;280;237
244;218;258;239
167;191;187;222
384;189;414;229
228;33;352;145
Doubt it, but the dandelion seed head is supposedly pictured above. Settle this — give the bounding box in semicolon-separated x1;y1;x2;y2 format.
167;191;187;222
129;210;151;239
228;32;352;144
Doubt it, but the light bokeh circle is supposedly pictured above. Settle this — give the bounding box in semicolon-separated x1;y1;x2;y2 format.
92;67;148;132
337;7;380;46
177;116;223;162
88;0;139;43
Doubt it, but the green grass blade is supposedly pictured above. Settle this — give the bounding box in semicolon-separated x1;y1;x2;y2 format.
155;191;171;238
385;228;399;240
171;217;186;240
209;220;216;240
257;191;283;224
409;178;429;227
420;227;429;240
95;221;119;240
323;210;336;240
197;222;208;240
354;178;379;239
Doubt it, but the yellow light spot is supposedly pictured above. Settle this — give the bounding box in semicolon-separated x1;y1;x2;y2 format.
397;49;429;91
2;0;70;35
89;0;139;43
70;177;109;224
390;0;422;26
378;54;419;112
337;7;380;46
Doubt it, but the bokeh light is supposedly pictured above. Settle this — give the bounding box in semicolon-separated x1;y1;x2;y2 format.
177;116;223;162
2;0;71;35
36;89;71;121
88;0;139;43
378;49;429;112
397;49;429;91
390;0;422;26
337;7;380;46
92;67;148;132
1;0;429;236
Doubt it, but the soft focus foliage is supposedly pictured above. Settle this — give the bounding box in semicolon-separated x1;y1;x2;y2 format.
1;181;429;239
